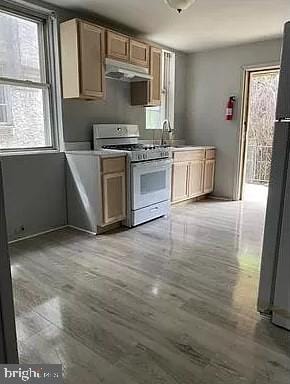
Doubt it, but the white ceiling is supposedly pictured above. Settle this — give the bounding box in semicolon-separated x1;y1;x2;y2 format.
48;0;290;52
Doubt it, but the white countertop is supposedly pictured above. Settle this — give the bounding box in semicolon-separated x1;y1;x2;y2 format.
65;146;215;157
171;146;216;152
65;150;127;158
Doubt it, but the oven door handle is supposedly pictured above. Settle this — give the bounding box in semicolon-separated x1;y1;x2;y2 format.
131;159;172;169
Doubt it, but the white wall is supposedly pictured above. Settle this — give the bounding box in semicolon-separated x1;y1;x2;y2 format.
185;39;282;199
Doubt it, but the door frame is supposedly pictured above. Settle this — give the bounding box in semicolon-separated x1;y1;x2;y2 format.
234;63;280;201
0;161;18;363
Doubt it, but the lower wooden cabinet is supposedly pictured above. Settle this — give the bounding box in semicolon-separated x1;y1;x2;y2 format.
102;172;126;225
171;148;216;204
172;162;188;202
203;159;216;194
101;157;126;226
66;154;127;234
188;160;204;197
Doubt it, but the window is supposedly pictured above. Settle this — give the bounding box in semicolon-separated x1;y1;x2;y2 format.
146;50;175;130
0;7;59;151
0;85;12;126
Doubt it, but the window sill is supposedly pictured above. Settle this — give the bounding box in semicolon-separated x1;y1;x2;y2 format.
0;149;63;157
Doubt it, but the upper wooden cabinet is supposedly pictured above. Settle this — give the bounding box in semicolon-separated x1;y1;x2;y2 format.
130;47;162;106
60;19;105;100
130;39;149;67
149;47;162;106
106;32;149;67
106;31;129;62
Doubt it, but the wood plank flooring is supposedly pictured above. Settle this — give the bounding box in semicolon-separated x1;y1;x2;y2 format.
9;200;290;383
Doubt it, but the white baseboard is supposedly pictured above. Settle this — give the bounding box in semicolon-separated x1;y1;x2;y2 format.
272;313;290;331
209;195;234;201
8;225;68;244
67;225;96;236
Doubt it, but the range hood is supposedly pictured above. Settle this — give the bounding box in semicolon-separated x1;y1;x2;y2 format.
105;58;152;82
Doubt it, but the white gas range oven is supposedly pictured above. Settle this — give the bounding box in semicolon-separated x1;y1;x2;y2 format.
93;124;172;227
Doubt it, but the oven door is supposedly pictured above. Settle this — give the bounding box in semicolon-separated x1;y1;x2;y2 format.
131;159;171;210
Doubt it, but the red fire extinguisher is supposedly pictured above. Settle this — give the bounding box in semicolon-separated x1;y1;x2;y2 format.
225;96;236;121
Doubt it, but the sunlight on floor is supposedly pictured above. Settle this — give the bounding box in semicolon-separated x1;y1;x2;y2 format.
243;183;268;204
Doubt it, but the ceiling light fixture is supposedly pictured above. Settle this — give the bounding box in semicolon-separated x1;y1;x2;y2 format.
164;0;196;14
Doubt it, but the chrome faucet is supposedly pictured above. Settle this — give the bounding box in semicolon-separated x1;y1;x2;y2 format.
161;119;172;146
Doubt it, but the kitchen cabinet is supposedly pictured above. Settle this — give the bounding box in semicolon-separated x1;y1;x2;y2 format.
188;160;204;197
130;47;162;106
130;39;149;67
149;47;162;105
172;162;188;202
106;30;130;62
204;159;216;194
66;153;127;234
60;19;105;100
107;31;149;67
171;148;216;204
101;157;126;226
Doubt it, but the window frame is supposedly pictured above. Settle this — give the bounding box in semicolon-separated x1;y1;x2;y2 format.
0;2;63;154
145;49;175;130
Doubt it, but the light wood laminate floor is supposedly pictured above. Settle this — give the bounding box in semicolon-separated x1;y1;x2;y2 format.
10;200;289;383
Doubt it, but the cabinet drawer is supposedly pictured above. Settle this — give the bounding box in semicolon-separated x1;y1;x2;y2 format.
206;149;216;160
101;157;126;174
173;149;205;163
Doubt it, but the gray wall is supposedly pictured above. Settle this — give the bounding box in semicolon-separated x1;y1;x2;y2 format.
63;80;145;143
62;56;187;144
185;39;282;199
2;153;66;241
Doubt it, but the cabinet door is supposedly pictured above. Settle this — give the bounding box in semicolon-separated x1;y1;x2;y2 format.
79;21;105;99
188;160;204;197
130;46;161;106
130;39;149;67
149;47;162;106
171;162;189;202
106;31;129;62
102;172;126;225
203;160;215;194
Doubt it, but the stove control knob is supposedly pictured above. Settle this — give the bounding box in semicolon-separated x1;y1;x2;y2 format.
143;154;147;160
138;155;143;160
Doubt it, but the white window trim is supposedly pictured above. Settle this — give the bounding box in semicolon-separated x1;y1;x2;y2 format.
161;49;175;128
0;1;63;154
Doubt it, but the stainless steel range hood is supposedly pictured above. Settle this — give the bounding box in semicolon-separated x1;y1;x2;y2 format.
105;58;152;82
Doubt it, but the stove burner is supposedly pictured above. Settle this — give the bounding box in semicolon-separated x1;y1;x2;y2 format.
102;144;144;151
102;144;170;151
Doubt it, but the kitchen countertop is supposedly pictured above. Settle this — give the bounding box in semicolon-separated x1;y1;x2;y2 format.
65;146;216;157
170;146;215;151
65;150;127;158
